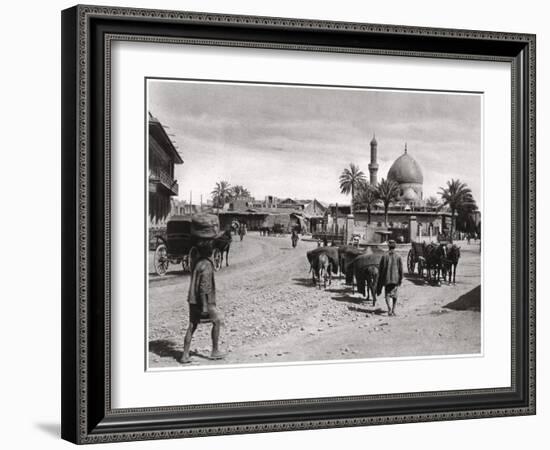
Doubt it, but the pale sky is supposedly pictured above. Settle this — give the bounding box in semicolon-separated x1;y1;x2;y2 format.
148;79;481;206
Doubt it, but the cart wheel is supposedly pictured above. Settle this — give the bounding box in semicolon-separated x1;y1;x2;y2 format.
188;246;199;271
407;249;414;274
153;244;169;276
212;248;222;271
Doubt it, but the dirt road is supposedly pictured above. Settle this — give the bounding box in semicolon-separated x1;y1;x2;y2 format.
148;233;481;367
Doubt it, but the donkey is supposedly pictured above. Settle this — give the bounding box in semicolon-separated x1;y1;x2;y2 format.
213;229;232;267
424;243;447;284
317;253;332;289
350;253;382;305
444;244;461;284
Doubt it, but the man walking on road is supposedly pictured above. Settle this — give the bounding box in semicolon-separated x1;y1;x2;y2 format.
377;240;403;316
180;214;225;364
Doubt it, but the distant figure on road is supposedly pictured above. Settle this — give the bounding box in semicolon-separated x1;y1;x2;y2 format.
291;229;299;248
180;239;224;363
231;220;240;236
239;223;246;241
376;240;403;316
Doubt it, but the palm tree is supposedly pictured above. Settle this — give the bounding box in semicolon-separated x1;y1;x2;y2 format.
231;185;251;199
376;178;400;226
438;179;474;238
425;196;441;210
339;163;367;214
456;195;478;234
211;181;232;210
353;181;377;224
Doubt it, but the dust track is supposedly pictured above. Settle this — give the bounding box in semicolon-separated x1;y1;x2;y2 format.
148;233;481;368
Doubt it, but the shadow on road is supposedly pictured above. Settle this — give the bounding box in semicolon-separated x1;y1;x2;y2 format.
444;285;481;311
166;269;188;276
324;286;351;294
149;339;182;361
189;350;213;360
404;274;426;286
330;294;365;305
331;293;388;314
347;305;371;314
404;274;447;287
149;340;214;362
347;305;386;315
292;277;315;287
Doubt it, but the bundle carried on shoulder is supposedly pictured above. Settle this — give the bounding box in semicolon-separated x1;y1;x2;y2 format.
191;213;219;239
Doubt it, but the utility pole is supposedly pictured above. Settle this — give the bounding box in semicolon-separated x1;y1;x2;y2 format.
335;202;339;235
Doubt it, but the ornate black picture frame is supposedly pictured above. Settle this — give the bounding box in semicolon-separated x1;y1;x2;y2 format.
61;4;536;444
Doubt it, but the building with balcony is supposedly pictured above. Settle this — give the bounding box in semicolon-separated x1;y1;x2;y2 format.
148;112;183;224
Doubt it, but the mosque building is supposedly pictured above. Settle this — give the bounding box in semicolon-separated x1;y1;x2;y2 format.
330;135;455;243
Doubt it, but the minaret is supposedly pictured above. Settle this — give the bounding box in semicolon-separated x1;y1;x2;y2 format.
368;133;379;185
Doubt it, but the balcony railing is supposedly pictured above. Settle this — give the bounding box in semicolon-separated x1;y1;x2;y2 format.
149;168;179;196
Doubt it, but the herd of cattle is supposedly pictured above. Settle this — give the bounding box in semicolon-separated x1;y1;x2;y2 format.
306;242;462;305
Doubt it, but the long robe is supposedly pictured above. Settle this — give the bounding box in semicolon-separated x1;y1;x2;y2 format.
376;250;403;295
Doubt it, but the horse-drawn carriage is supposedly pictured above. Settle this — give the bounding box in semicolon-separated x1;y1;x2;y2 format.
407;241;426;276
407;241;456;283
152;215;230;276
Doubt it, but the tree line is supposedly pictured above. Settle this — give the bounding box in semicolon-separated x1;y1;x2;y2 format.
211;181;251;209
339;163;479;236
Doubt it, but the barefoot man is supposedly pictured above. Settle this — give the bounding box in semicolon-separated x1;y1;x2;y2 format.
180;219;224;363
376;240;403;316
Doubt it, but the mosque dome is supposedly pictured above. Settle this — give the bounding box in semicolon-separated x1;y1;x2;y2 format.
387;145;423;185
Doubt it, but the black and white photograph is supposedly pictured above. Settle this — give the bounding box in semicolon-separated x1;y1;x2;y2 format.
147;79;482;368
1;0;543;446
